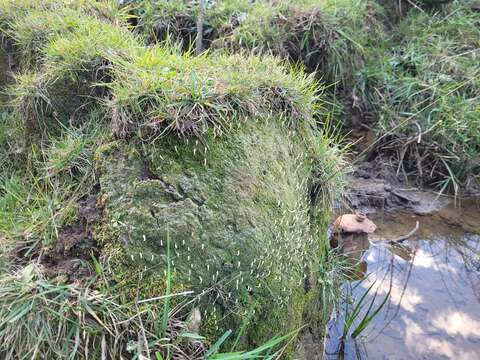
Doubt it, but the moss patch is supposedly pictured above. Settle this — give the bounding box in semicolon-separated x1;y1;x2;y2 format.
95;119;329;348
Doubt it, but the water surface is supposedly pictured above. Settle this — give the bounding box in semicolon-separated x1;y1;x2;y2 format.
324;198;480;360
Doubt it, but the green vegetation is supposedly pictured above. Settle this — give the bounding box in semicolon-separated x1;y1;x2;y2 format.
131;0;385;85
131;0;480;191
0;0;348;358
1;0;479;358
0;262;297;359
359;0;480;192
107;49;318;138
0;264;147;359
342;281;390;340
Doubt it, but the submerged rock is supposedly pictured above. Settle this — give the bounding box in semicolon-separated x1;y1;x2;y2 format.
333;214;376;234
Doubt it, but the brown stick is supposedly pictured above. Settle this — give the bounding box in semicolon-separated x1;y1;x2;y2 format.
195;0;205;55
388;221;419;243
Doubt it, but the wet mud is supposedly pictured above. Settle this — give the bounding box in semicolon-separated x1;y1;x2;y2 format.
345;157;460;216
370;197;480;237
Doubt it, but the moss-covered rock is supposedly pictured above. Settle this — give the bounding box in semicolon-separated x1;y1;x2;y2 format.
95;119;328;348
0;1;348;357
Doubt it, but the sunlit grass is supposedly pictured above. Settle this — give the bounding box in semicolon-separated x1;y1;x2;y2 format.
130;0;385;86
359;0;480;192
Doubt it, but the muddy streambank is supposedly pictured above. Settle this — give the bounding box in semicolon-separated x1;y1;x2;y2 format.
346;157;478;215
295;152;480;360
369;197;480;239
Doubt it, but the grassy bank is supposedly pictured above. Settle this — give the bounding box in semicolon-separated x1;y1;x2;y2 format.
0;0;348;358
359;0;480;192
129;0;480;193
130;0;385;86
1;0;478;358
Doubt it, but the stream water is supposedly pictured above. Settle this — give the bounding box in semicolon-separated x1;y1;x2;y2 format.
324;198;480;360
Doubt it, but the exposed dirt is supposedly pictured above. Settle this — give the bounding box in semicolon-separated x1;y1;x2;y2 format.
39;194;102;283
344;149;458;216
8;194;103;283
40;221;97;282
346;132;480;216
295;331;322;360
77;193;103;224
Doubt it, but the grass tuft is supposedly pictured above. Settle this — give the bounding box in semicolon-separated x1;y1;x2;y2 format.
360;0;480;191
130;0;386;87
107;48;318;139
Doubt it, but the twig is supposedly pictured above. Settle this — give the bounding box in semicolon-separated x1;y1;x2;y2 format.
406;0;426;13
388;221;419;243
195;0;205;55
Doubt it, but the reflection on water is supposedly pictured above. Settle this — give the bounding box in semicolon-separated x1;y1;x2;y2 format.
324;199;480;360
364;233;480;360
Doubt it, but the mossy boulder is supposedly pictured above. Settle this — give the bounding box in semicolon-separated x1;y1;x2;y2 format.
0;1;347;356
95;119;327;348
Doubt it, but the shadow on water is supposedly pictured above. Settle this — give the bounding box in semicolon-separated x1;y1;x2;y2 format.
324;198;480;360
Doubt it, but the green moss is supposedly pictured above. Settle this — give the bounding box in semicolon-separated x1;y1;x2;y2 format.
94;119;329;349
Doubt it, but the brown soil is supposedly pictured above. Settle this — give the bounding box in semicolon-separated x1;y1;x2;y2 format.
342;125;477;215
41;194;103;282
40;221;97;282
8;194;103;283
78;193;103;224
347;162;446;214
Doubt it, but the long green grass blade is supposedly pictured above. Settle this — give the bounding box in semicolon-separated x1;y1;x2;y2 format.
205;330;232;358
161;230;171;338
351;288;391;338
